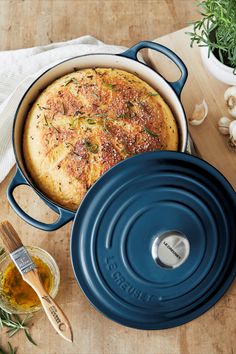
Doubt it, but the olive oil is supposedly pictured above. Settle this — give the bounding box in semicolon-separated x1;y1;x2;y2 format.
1;256;52;310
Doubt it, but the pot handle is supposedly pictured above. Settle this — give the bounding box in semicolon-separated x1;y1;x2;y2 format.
7;168;74;231
118;41;188;96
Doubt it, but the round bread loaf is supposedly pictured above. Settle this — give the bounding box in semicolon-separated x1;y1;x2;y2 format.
23;68;178;210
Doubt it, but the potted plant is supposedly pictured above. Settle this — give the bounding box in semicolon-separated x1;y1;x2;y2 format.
188;0;236;85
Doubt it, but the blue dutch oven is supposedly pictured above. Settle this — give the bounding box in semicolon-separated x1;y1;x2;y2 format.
7;41;188;231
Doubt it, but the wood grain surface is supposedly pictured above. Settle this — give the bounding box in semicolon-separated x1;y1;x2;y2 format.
148;27;236;188
0;0;199;49
1;1;235;354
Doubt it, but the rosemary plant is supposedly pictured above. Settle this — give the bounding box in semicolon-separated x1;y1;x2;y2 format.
187;0;236;71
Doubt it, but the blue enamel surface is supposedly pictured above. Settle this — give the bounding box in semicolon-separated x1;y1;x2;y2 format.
119;41;188;96
71;151;236;329
7;168;74;231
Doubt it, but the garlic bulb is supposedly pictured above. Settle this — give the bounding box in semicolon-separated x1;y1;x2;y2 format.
224;86;236;117
218;116;231;135
189;99;208;126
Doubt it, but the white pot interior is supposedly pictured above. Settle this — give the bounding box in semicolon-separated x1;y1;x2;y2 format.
14;54;188;176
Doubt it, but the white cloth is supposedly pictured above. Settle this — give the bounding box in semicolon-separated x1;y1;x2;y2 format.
0;36;126;182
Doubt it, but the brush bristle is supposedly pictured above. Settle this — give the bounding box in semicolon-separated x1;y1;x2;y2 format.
0;221;23;253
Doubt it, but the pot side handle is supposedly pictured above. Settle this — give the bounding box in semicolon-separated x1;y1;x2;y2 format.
118;41;188;96
7;169;74;231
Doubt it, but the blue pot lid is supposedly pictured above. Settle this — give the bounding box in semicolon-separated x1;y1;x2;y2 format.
71;151;236;329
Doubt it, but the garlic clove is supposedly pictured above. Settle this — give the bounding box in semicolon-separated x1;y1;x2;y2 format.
189;99;208;126
227;120;236;150
224;86;236;117
229;120;236;140
218;116;231;135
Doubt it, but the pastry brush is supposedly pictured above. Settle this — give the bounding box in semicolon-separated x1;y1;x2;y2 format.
0;220;73;342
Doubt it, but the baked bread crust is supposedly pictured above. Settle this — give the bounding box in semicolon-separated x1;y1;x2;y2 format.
23;68;178;210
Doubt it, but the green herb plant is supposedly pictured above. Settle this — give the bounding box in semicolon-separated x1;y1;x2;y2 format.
187;0;236;72
0;247;36;354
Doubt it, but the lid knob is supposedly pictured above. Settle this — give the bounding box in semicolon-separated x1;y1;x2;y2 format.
151;231;190;269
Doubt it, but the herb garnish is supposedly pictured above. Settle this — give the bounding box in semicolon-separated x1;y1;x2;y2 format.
0;306;37;351
103;83;116;91
147;92;159;97
44;116;49;127
0;341;17;354
64;77;79;86
144;127;159;138
84;139;99;153
24;330;37;345
65;142;74;148
75;110;84;116
7;341;15;354
44;116;60;133
94;113;107;117
86;119;96;125
69;121;75;129
37;104;48;110
50;123;60;133
117;114;127;119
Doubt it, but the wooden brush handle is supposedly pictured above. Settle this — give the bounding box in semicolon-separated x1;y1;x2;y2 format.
23;269;73;343
0;220;23;253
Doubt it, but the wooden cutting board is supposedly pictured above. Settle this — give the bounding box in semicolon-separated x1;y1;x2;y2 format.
148;26;236;189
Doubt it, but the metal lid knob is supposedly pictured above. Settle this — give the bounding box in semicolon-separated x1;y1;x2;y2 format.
152;231;190;269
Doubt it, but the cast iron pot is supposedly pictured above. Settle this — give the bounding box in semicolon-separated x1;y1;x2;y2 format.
7;41;188;231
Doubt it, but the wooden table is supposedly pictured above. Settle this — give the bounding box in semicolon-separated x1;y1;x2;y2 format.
0;0;199;50
0;4;235;353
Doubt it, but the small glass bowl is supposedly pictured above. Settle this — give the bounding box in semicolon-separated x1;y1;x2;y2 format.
0;246;60;314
